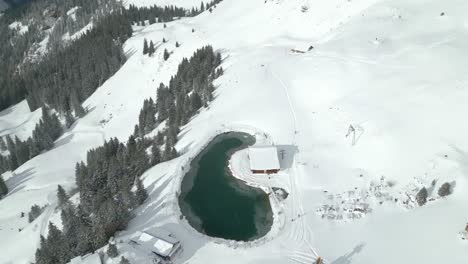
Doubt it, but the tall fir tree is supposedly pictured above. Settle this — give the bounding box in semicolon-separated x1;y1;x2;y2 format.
149;41;155;56
143;39;149;55
57;185;70;208
163;49;170;60
0;175;8;198
135;177;148;205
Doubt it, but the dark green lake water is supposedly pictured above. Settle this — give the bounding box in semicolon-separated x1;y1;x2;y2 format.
179;132;273;241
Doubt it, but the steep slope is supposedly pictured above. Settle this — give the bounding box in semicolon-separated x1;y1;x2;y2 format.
1;0;468;263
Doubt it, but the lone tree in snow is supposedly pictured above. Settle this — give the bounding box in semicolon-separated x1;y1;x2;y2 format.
416;187;428;206
0;175;8;198
175;41;180;48
107;243;119;258
120;256;130;264
163;49;170;61
438;182;452;197
143;39;149;55
28;204;43;223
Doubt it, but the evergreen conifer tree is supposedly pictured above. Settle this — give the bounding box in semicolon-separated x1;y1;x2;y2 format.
163;49;170;61
0;137;6;151
0;175;8;198
57;185;70;208
28;204;43;223
151;142;161;165
6;135;18;168
120;256;130;264
143;39;149;55
107;243;119;258
135;177;148;205
149;41;155;56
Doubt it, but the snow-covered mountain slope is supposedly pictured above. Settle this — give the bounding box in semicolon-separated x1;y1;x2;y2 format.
0;101;42;141
1;0;468;263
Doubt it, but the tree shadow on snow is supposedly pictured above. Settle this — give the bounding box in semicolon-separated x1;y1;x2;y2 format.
5;167;35;196
131;174;176;228
53;133;74;149
331;243;366;264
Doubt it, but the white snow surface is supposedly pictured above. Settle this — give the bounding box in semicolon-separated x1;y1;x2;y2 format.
9;21;29;34
0;100;42;141
248;146;281;170
1;0;468;263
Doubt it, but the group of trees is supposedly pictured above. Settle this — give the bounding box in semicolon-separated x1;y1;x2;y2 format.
25;11;132;113
195;0;223;15
142;39;156;56
0;106;63;174
416;181;453;206
136;45;223;160
0;175;7;198
126;0;223;26
0;0;122;112
35;137;150;263
35;45;224;263
126;4;187;25
1;0;224;114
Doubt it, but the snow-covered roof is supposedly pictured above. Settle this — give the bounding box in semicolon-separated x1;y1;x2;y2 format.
133;229;180;258
248;146;280;170
69;253;101;264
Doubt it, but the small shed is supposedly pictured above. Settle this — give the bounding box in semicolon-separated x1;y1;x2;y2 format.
248;146;280;174
130;229;181;261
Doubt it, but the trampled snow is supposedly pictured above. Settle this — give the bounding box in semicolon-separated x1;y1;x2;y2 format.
1;0;468;263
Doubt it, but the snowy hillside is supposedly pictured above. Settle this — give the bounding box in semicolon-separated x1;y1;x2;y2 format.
1;0;468;263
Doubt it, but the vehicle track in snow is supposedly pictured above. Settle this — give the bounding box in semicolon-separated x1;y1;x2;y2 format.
270;67;317;257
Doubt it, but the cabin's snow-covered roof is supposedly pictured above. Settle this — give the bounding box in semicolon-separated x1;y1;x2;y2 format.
134;230;179;257
248;146;280;170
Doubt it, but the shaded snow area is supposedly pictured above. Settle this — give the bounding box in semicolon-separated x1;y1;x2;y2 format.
2;0;468;263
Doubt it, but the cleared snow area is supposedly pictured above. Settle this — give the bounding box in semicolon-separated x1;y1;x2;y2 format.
1;0;468;263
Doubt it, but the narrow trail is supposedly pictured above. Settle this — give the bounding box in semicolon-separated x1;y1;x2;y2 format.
270;66;319;259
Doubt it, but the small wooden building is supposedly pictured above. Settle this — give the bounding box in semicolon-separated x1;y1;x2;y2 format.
248;146;280;174
130;229;182;262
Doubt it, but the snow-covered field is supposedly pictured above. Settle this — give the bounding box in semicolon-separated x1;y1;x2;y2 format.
1;0;468;263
